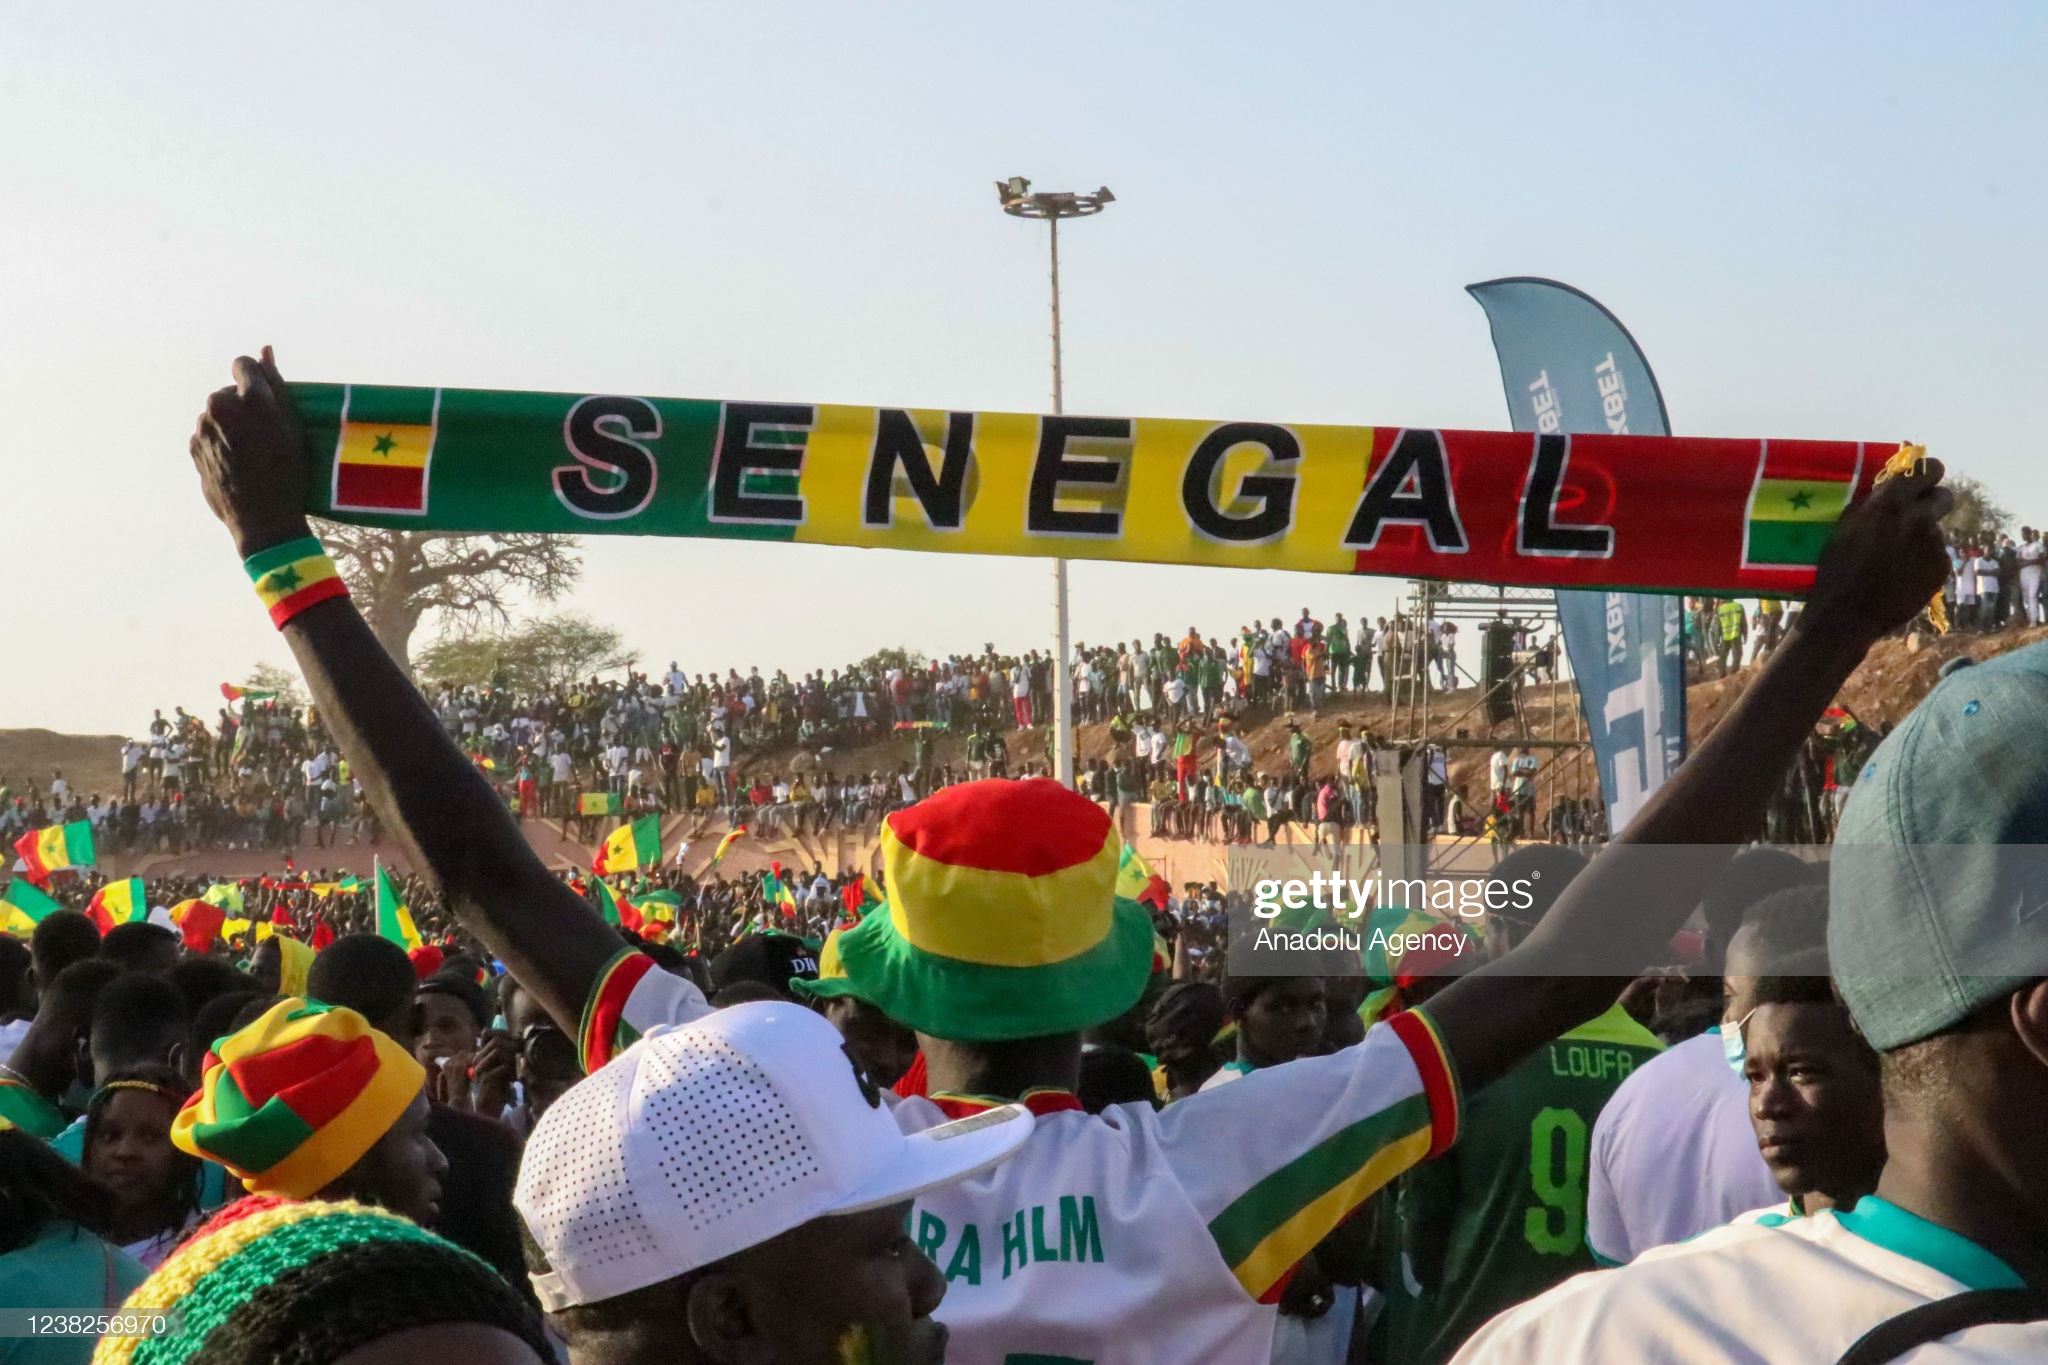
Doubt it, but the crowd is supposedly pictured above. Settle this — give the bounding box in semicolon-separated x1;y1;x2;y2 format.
3;360;2041;1365
2;606;1566;865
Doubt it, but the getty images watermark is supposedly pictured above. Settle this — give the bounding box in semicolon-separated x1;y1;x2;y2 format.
1225;842;2048;979
1244;867;1538;963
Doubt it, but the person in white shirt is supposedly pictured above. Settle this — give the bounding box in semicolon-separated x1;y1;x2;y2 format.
1954;545;1980;620
1971;550;2001;630
1455;647;2048;1364
2019;528;2046;626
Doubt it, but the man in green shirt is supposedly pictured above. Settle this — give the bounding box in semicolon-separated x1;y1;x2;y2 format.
1367;846;1663;1365
1287;720;1311;784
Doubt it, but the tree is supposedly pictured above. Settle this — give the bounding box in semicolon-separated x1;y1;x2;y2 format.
1941;475;2012;548
312;523;581;674
415;613;638;694
854;646;928;676
241;661;306;710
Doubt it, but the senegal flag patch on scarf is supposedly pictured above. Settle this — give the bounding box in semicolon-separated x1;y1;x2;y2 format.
331;385;439;515
1743;441;1862;569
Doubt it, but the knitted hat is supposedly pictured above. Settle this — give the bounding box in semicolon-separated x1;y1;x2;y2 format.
792;779;1153;1041
172;998;425;1199
95;1195;549;1365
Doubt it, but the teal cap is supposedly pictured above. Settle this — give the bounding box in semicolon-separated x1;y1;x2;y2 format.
1830;642;2048;1051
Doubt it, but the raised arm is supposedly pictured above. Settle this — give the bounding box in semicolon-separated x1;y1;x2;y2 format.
189;350;628;1036
1428;460;1952;1090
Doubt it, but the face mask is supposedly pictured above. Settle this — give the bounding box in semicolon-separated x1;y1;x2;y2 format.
1722;1009;1756;1077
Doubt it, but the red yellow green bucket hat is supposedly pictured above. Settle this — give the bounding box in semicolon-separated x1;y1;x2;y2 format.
795;778;1156;1041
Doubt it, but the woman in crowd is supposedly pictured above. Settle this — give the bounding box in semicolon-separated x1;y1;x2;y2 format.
80;1064;203;1270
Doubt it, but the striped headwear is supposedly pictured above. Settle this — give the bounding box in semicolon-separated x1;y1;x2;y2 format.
94;1196;548;1365
792;778;1155;1040
171;998;424;1199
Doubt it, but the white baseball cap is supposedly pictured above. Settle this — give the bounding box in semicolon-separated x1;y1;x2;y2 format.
515;999;1033;1311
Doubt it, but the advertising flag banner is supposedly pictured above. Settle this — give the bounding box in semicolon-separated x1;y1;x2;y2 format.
1467;277;1689;831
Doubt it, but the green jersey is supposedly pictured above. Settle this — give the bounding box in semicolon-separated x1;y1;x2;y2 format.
1366;1003;1662;1365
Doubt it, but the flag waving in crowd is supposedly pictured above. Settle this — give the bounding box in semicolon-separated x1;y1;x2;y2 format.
85;876;148;933
592;876;642;932
0;876;60;936
709;825;747;865
13;819;93;884
592;813;661;875
170;895;228;952
373;859;421;951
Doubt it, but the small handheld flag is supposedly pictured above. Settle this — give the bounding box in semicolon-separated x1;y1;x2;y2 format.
1115;843;1172;912
594;815;661;875
1;878;61;937
593;877;642;932
578;791;623;817
85;878;148;934
13;820;94;884
170;898;227;952
709;826;746;865
375;860;422;952
220;682;279;703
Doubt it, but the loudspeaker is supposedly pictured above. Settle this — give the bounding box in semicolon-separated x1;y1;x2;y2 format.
1479;622;1517;725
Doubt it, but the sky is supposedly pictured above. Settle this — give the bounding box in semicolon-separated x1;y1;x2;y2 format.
3;2;2043;735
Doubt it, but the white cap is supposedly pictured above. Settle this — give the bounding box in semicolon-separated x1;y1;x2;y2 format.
515;1000;1032;1311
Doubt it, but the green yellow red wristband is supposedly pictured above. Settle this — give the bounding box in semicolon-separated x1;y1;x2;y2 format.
244;536;350;628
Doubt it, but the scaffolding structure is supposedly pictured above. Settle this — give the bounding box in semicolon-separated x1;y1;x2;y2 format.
1371;581;1604;860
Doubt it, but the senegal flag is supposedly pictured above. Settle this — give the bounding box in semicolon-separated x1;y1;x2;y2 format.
1115;842;1171;912
170;897;227;952
593;877;642;931
579;791;622;817
1;877;61;937
634;889;681;937
13;820;94;883
331;385;438;515
203;882;245;916
762;864;799;922
220;682;279;703
709;826;746;865
1742;442;1861;569
374;860;422;952
594;815;661;875
86;878;148;933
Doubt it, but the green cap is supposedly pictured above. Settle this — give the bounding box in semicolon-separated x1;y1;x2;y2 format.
1831;642;2048;1051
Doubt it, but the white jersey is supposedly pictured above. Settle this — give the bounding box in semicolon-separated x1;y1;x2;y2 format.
1586;1027;1778;1264
585;952;1460;1365
1453;1198;2045;1363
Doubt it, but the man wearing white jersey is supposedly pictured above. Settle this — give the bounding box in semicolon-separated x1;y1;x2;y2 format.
2019;526;2045;626
188;348;1954;1365
1456;644;2048;1364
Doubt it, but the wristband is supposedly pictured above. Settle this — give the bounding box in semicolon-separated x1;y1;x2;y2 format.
245;536;350;628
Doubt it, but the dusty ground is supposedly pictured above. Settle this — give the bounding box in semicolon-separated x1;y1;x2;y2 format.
0;729;126;803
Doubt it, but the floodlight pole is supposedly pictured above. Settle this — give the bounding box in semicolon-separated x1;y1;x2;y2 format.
997;178;1114;788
